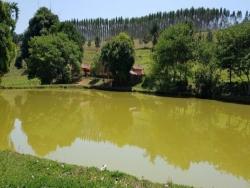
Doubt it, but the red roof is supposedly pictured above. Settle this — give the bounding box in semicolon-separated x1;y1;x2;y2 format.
81;64;91;72
132;64;144;71
130;64;144;76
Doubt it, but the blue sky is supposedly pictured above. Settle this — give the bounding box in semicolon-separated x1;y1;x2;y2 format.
10;0;250;34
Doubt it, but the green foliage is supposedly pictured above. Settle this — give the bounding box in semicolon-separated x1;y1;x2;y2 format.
0;1;19;31
87;40;91;47
100;33;135;85
152;23;194;91
206;30;213;42
90;53;102;76
95;36;101;48
194;62;220;98
216;21;250;94
0;1;18;74
0;24;15;73
150;22;160;46
195;40;216;65
59;22;85;49
21;7;59;59
27;33;82;84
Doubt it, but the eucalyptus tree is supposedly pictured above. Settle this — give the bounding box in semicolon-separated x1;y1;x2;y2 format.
71;7;246;41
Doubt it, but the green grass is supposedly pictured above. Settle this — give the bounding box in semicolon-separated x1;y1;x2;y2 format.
0;151;192;188
135;49;153;75
0;62;40;87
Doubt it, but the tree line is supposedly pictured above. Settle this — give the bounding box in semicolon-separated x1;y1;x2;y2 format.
142;21;250;98
70;7;250;41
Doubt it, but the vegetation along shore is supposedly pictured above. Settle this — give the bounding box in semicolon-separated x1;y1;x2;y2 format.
1;4;250;105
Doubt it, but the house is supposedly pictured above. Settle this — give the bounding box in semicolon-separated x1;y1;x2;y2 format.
130;64;144;83
81;64;91;76
130;64;144;77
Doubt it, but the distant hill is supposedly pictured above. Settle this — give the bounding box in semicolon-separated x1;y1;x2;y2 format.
68;7;250;41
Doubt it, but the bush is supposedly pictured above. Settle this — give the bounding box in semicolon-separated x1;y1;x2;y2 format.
194;64;220;98
100;33;135;86
27;33;82;84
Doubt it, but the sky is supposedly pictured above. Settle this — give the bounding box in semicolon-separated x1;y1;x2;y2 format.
9;0;250;34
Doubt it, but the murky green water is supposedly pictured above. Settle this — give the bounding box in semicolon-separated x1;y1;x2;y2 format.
0;89;249;188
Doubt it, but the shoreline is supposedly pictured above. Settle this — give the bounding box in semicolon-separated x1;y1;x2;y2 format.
0;151;191;188
1;84;250;105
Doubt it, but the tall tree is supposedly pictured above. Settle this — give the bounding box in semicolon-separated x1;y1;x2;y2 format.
216;21;250;95
0;1;19;74
153;23;194;85
150;22;160;46
27;33;82;84
94;36;100;48
100;33;135;86
21;7;59;59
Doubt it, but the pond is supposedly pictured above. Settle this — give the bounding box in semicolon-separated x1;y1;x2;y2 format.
0;89;249;188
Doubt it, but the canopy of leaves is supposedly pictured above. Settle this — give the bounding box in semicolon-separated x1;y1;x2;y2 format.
0;0;18;74
100;33;135;85
150;22;160;46
59;22;85;49
27;33;82;84
0;24;15;73
0;1;19;31
216;21;250;84
21;7;59;59
154;23;194;69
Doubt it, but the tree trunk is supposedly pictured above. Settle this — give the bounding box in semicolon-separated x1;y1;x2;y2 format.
229;67;232;84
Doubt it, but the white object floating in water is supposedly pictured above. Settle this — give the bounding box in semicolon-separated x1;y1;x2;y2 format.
101;164;107;171
129;107;137;111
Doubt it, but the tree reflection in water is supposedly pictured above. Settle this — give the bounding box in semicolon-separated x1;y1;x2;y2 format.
0;89;249;188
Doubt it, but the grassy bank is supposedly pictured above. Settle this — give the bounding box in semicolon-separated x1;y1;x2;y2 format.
0;151;191;188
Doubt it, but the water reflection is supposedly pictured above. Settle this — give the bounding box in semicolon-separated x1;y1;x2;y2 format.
0;89;249;188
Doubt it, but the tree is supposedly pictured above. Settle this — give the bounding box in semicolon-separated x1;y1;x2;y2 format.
216;22;250;95
206;30;213;42
150;22;160;46
87;40;91;47
59;22;85;49
21;7;59;59
100;33;135;86
142;34;150;47
153;23;194;85
194;40;219;98
95;36;100;48
0;1;19;74
27;33;82;84
71;7;243;42
0;1;19;31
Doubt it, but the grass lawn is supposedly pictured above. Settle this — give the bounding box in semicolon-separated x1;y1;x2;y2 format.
0;151;192;188
0;61;40;87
